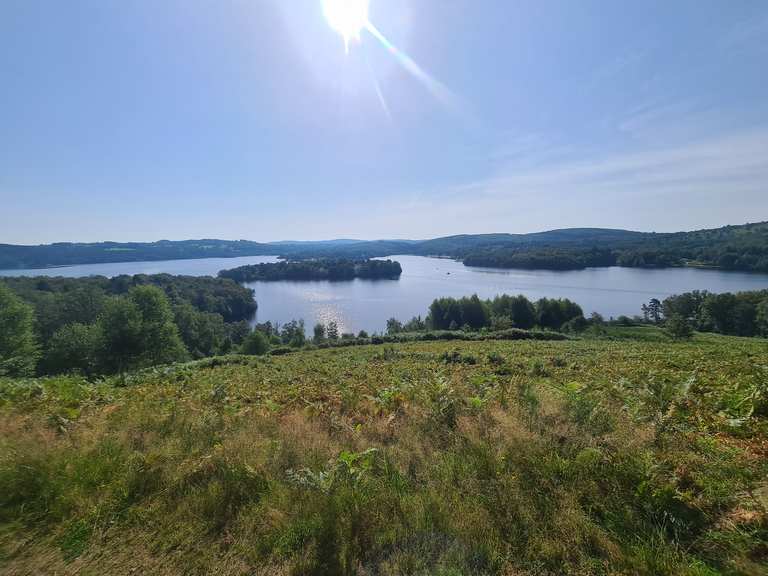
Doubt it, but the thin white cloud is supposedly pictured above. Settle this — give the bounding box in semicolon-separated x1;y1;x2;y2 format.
377;126;768;236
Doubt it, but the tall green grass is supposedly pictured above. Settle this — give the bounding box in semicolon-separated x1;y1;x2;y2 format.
1;337;766;575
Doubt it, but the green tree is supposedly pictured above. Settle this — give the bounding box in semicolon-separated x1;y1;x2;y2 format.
701;293;738;334
460;294;490;330
662;291;707;325
403;316;426;332
490;294;535;329
43;323;99;375
732;301;758;337
428;298;463;330
535;298;582;330
96;297;143;373
96;286;188;373
241;330;270;355
757;299;768;337
386;318;403;335
641;298;663;324
225;320;252;351
128;285;188;366
313;323;326;343
0;284;40;376
562;316;589;333
173;303;226;359
280;320;306;347
666;313;693;339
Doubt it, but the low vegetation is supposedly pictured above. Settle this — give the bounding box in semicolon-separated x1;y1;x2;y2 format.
1;334;766;575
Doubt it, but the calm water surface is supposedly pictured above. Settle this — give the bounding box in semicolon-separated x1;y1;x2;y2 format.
2;255;767;334
0;256;279;278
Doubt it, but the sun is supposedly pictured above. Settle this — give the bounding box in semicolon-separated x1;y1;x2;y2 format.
323;0;370;50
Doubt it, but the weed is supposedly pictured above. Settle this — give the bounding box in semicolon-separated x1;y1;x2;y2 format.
1;337;767;574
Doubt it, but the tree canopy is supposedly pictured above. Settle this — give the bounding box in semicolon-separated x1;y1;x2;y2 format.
219;259;403;282
0;284;40;376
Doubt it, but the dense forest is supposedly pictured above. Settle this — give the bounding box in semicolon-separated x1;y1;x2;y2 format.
3;221;767;273
463;247;617;270
461;222;768;272
644;289;768;338
0;274;257;376
218;258;403;282
0;239;275;269
385;294;584;333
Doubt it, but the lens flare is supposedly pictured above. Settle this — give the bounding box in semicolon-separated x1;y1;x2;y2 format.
323;0;370;52
321;0;462;116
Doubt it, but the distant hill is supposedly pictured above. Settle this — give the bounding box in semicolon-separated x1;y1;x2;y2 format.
0;239;274;270
1;222;766;273
458;222;768;272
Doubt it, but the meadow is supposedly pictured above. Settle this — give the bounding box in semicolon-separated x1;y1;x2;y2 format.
1;331;766;575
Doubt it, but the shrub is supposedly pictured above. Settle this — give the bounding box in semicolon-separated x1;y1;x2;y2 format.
562;316;589;333
665;314;693;340
240;330;270;356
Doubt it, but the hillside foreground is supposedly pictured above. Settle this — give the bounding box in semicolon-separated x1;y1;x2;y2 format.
1;333;767;575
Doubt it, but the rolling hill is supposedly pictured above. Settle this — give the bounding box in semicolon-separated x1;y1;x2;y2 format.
1;222;767;273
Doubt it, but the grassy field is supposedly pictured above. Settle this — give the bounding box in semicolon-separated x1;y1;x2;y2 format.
1;333;767;575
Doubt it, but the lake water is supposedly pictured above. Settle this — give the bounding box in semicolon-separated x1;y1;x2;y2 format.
2;255;767;334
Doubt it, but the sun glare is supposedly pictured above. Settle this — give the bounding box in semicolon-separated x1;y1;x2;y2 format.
323;0;370;51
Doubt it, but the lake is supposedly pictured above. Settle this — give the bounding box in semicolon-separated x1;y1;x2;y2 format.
2;255;767;334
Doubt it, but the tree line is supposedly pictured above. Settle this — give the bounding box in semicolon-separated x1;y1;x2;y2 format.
4;272;767;379
383;294;587;334
219;259;403;282
641;289;768;338
463;247;616;271
462;223;768;272
0;275;259;377
2;222;766;274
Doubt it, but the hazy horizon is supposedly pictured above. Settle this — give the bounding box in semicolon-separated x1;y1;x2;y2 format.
4;219;766;248
2;0;767;244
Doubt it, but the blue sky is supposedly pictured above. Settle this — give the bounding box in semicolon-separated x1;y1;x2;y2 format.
1;0;767;244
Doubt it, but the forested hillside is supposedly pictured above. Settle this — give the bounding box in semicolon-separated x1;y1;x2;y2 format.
462;222;768;272
2;222;766;273
0;239;273;269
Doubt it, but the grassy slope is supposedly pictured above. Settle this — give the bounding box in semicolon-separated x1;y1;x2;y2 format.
1;334;767;575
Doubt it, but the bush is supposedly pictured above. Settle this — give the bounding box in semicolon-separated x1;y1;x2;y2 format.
441;350;478;365
665;314;693;339
240;330;270;356
562;316;589;333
